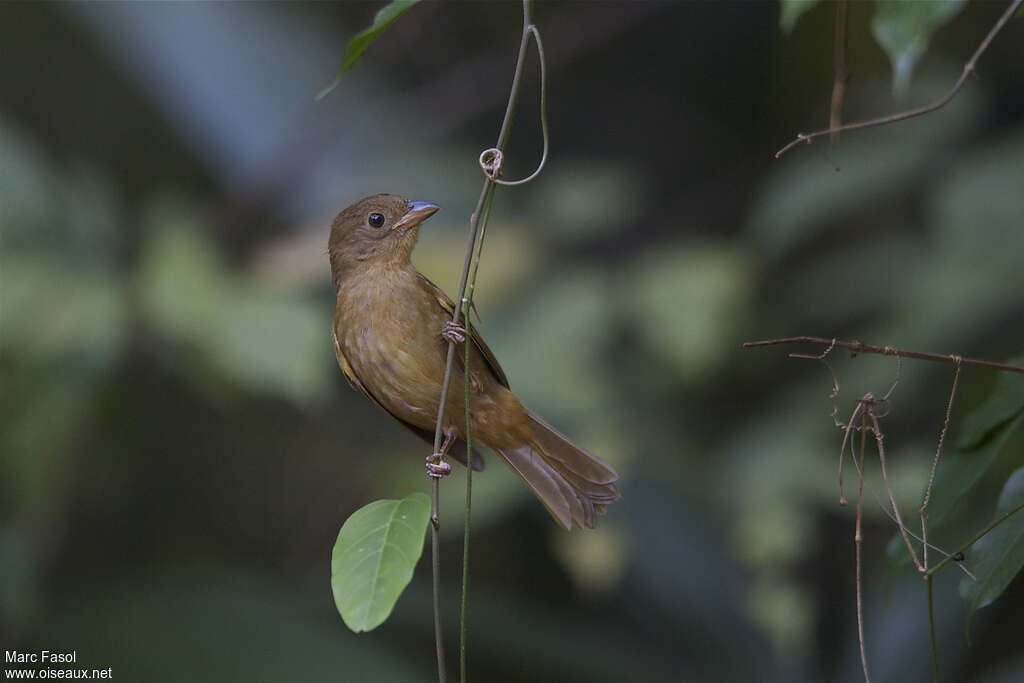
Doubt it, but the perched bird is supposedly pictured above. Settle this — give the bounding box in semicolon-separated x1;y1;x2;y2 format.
328;194;619;529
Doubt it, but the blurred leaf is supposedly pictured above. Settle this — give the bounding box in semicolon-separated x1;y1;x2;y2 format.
0;526;34;630
930;126;1024;263
923;412;1023;527
317;0;421;100
490;269;614;423
1;256;123;365
138;216;227;341
958;360;1024;450
212;287;331;402
747;78;980;261
551;523;627;597
414;225;539;312
49;568;423;681
0;120;59;239
138;217;330;402
331;493;430;633
1;369;97;512
959;466;1024;623
885;126;1024;347
528;163;649;242
871;0;966;94
628;245;750;381
775;234;922;325
887;414;1024;568
779;0;821;33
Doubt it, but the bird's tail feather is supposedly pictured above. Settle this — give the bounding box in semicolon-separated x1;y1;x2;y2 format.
496;410;620;530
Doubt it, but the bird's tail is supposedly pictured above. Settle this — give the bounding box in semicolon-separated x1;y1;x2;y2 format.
496;410;620;530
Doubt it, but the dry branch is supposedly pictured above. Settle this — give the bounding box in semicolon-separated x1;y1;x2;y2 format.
744;337;1024;374
775;0;1024;158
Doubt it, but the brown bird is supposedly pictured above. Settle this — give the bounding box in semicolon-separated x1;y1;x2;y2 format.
329;193;619;529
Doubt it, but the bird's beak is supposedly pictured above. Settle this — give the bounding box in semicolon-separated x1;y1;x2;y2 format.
392;201;440;231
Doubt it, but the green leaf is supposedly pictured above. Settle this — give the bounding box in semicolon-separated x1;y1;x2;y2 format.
888;412;1024;568
331;492;431;632
958;360;1024;450
959;466;1024;623
316;1;421;100
871;0;967;94
779;0;821;33
926;413;1024;526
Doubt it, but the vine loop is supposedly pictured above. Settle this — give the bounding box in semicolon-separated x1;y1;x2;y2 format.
480;24;549;186
479;148;504;178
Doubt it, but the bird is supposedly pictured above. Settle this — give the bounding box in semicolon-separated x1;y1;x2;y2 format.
328;193;620;530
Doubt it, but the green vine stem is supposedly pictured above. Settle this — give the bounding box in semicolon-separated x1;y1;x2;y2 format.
924;502;1024;578
425;1;548;681
927;575;939;683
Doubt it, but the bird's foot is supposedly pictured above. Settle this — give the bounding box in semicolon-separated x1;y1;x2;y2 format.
441;321;467;344
425;453;452;479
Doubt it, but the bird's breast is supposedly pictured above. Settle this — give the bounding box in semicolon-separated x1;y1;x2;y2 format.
335;268;447;427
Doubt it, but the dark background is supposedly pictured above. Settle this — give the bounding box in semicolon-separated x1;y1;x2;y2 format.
2;2;1023;681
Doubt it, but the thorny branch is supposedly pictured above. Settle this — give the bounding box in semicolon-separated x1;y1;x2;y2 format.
775;0;1023;158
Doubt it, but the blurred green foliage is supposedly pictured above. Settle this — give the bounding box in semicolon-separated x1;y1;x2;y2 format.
317;0;422;100
2;2;1023;681
872;0;967;94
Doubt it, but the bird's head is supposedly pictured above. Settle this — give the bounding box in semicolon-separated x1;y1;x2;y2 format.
328;193;439;275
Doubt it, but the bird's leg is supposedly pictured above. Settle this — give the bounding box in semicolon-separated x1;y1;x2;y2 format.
441;321;467;345
425;426;456;478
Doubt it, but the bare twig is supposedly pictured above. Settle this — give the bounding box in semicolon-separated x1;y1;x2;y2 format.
791;337;843;427
809;347;975;580
775;0;1024;158
830;0;849;144
837;400;864;506
868;407;924;573
847;441;976;580
743;337;1024;375
855;420;872;683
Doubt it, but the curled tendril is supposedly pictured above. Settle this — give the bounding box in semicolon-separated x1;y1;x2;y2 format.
478;25;548;186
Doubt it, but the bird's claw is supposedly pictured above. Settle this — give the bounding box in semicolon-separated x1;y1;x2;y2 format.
425;454;452;479
441;321;467;344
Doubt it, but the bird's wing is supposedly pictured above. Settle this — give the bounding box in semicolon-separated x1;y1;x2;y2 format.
331;325;383;408
416;272;510;389
331;324;483;469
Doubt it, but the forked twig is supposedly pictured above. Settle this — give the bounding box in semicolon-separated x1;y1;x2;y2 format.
764;336;998;680
846;429;976;580
744;337;1024;375
774;0;1024;158
867;408;925;572
790;337;843;427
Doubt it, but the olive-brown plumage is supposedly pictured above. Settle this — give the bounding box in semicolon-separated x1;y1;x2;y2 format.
329;194;619;529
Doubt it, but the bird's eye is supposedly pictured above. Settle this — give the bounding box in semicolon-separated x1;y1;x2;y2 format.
367;212;386;228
